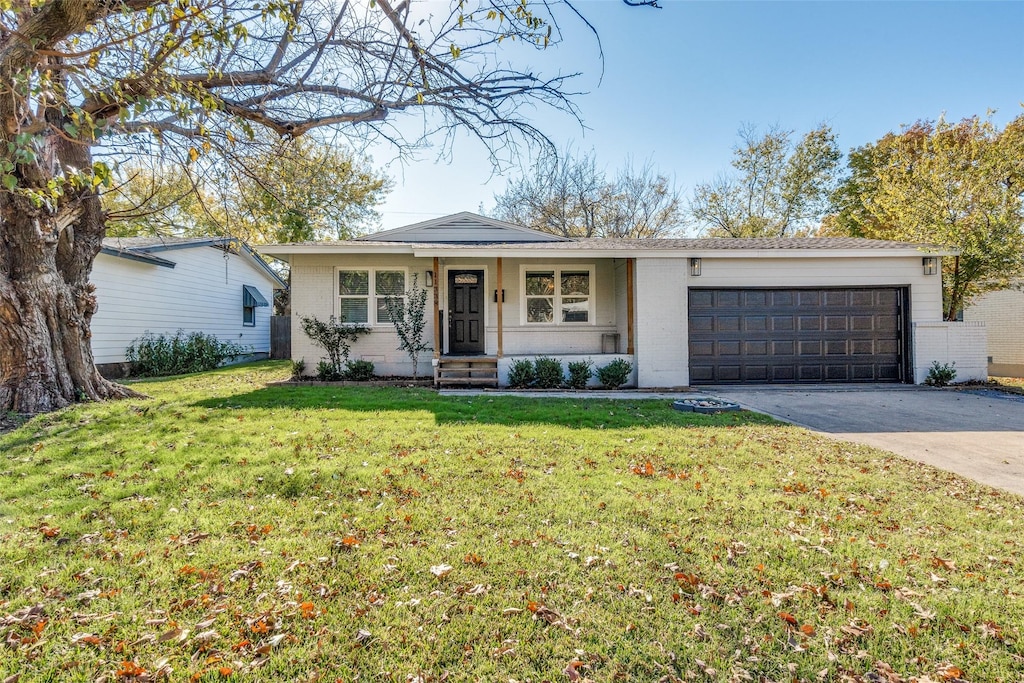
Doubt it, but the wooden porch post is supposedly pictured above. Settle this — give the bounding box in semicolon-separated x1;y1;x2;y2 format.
496;257;504;357
432;257;441;358
626;258;635;354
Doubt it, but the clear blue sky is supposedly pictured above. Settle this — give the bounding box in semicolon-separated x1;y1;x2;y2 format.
371;0;1024;232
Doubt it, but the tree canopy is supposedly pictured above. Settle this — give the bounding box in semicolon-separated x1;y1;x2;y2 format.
105;136;391;242
689;124;841;237
830;114;1024;319
491;149;684;238
0;0;651;414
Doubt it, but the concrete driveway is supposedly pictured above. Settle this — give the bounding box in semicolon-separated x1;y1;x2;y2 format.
697;384;1024;497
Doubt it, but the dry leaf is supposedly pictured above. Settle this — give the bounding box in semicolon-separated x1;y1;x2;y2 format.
429;564;453;579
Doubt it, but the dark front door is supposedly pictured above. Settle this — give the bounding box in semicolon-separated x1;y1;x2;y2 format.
448;270;485;355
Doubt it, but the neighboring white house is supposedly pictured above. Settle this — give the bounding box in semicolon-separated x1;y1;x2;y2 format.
264;212;987;387
91;236;286;375
963;282;1024;377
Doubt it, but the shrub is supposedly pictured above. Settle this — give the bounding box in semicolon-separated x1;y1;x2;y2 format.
925;361;957;387
506;358;536;389
290;359;306;379
596;358;633;389
384;274;431;379
343;359;376;381
316;360;342;382
126;331;244;377
533;357;564;389
300;314;370;379
566;359;593;390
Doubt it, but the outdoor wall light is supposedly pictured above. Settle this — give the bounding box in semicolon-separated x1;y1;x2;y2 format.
922;257;938;275
425;270;434;287
493;289;505;303
689;257;702;276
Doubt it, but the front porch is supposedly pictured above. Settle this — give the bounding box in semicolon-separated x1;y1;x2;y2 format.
428;256;638;387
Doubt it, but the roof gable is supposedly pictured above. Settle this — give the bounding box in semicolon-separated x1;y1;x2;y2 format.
101;236;287;288
358;212;569;243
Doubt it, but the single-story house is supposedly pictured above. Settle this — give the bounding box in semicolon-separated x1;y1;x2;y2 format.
963;282;1024;377
91;236;286;376
264;212;986;387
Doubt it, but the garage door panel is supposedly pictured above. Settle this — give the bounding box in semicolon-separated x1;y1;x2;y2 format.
689;287;905;384
691;341;714;357
772;316;794;331
799;316;821;331
717;316;741;332
690;290;714;308
745;340;768;355
745;316;768;331
799;340;822;356
719;340;741;356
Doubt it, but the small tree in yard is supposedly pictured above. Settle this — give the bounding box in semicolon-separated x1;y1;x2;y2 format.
300;315;370;380
384;275;431;379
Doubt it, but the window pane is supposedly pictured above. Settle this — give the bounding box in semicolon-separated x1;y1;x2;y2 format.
339;270;369;296
561;297;589;323
561;271;590;296
339;298;368;323
376;270;406;296
454;273;478;284
525;272;555;296
526;297;554;323
376;297;402;323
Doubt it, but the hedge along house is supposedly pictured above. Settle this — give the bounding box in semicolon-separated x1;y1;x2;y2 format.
264;212;986;387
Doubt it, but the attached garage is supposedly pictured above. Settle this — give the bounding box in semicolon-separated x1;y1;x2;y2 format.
688;287;909;384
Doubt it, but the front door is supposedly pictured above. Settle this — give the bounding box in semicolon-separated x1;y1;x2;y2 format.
448;270;485;355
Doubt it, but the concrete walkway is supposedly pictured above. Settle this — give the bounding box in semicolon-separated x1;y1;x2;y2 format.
697;385;1024;497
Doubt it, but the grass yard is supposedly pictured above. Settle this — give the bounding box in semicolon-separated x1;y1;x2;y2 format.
1;362;1022;682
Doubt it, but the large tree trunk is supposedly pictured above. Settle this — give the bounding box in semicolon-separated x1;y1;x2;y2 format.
0;192;139;413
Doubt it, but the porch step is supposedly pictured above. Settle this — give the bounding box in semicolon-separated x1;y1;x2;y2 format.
435;357;498;389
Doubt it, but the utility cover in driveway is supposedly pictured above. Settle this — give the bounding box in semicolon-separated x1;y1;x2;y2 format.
688;287;906;384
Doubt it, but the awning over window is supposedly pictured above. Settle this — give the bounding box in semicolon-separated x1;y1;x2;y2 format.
243;285;270;308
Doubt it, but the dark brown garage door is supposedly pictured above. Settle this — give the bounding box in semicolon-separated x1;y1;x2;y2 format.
688;288;907;384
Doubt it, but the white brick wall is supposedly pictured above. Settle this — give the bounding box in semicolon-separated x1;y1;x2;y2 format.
634;258;690;387
963;285;1024;376
912;321;988;383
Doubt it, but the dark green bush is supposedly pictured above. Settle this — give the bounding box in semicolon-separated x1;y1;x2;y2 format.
925;360;957;387
533;357;564;389
316;360;342;381
290;359;306;379
506;358;536;389
596;358;633;389
343;359;376;381
566;359;593;390
126;331;245;377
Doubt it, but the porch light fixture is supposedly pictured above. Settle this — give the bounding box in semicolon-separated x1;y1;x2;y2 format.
922;257;938;275
493;289;505;303
689;258;702;276
424;270;434;287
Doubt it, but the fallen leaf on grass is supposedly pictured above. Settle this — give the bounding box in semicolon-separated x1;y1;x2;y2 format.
429;564;453;579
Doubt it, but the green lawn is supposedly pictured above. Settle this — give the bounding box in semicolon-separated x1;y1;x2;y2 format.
1;362;1021;682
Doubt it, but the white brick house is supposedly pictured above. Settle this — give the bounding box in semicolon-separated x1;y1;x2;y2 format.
265;212;985;387
963;283;1024;377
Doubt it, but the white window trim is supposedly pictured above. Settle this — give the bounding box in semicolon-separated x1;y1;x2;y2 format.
519;264;595;326
335;266;409;326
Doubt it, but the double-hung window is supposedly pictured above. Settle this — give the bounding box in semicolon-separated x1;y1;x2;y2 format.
337;268;406;324
523;267;592;324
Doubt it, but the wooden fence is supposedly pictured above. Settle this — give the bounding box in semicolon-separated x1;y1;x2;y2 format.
270;316;291;360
